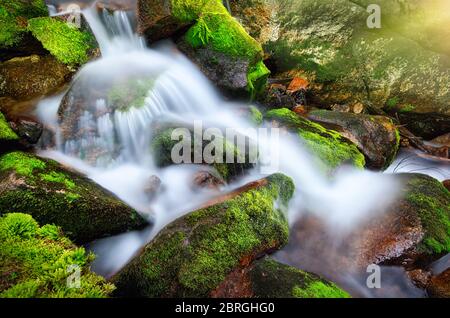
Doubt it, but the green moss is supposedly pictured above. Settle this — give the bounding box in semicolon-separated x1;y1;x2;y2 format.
0;213;115;298
247;61;270;98
108;78;155;112
248;105;263;126
0;112;19;141
265;108;366;170
0;0;48;47
27;17;94;66
292;281;350;298
39;171;76;190
0;151;46;176
114;174;293;297
405;176;450;254
398;104;416;113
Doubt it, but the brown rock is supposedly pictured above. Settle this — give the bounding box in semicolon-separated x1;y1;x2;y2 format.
427;269;450;298
444;180;450;192
406;269;431;289
0;55;72;100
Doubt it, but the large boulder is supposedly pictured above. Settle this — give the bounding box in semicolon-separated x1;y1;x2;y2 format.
282;173;450;278
0;55;72;100
112;174;294;297
137;0;270;97
0;151;148;244
211;257;350;298
266;0;450;116
264;108;366;170
307;110;400;170
0;213;115;297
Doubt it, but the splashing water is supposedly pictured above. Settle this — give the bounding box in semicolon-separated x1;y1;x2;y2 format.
36;6;407;294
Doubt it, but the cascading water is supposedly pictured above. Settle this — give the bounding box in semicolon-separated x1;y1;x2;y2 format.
36;5;435;297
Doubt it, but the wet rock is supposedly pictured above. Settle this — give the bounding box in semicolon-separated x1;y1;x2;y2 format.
211;257;350;298
264;84;296;109
0;55;72;100
307;110;400;170
144;175;162;200
112;174;294;297
97;0;136;12
396;112;450;140
431;133;450;148
280;174;449;281
192;170;225;191
150;125;255;181
427;268;450;298
264;108;366;170
0;151;148;244
8;116;43;145
0;213;114;297
266;0;450;116
406;269;431;290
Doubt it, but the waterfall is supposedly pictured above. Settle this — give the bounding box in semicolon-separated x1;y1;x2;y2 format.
36;6;411;295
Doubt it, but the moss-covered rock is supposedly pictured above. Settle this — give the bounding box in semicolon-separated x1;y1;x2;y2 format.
0;54;72;100
27;16;97;67
0;213;115;297
150;125;255;181
112;174;294;297
0;0;48;48
267;0;450;116
308;110;400;170
264;108;365;170
212;257;350;298
0;151;148;244
137;0;269;97
0;111;19;150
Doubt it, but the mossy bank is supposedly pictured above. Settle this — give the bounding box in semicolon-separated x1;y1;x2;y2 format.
0;213;114;297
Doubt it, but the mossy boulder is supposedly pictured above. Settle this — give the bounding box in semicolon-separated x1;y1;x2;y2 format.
307;110;400;170
264;108;366;170
0;111;20;152
267;0;450;116
345;173;450;268
150;125;255;181
137;0;270;97
0;213;115;297
0;151;148;244
27;16;98;67
212;257;350;298
0;55;72;100
0;0;48;49
112;174;294;297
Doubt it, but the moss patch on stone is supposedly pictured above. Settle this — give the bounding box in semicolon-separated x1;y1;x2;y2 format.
0;213;115;297
265;108;365;170
113;174;294;297
0;112;18;141
108;78;155;112
249;258;350;298
405;175;450;255
0;151;147;244
27;17;95;66
0;0;48;48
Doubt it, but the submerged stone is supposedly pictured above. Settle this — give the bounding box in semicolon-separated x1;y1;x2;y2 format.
0;213;115;298
112;174;294;297
264;108;366;170
0;151;148;244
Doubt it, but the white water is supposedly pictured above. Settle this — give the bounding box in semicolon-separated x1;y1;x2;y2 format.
36;6;407;293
